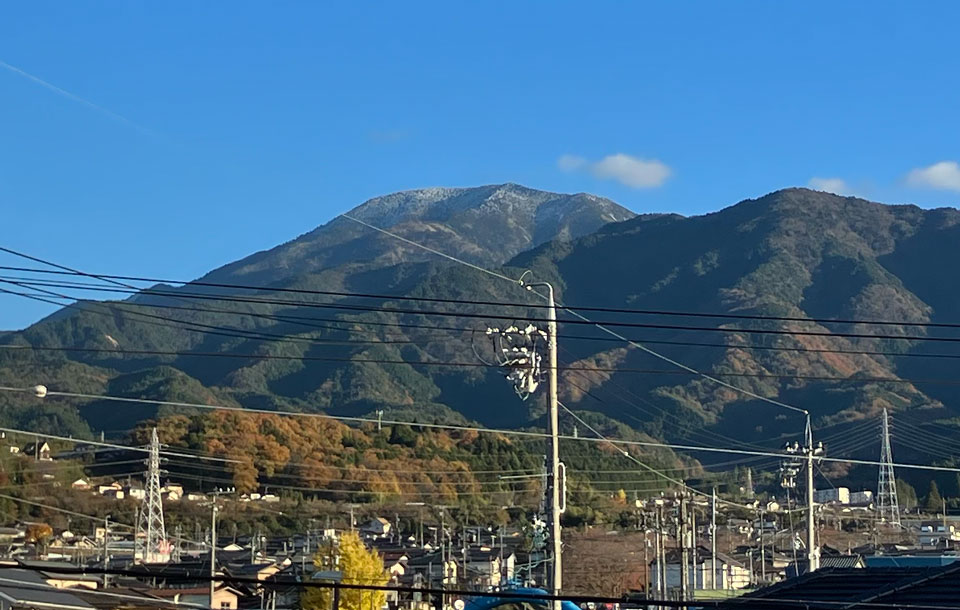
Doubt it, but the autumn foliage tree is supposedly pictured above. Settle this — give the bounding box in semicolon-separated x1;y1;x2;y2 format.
25;523;53;554
300;531;388;610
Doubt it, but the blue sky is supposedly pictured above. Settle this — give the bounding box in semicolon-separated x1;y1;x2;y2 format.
2;2;959;329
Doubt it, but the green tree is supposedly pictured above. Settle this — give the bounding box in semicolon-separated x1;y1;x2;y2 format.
300;531;388;610
896;479;917;511
926;480;944;513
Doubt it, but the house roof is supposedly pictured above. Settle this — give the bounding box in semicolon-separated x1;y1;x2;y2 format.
17;559;102;582
720;564;960;609
70;587;167;610
0;568;96;610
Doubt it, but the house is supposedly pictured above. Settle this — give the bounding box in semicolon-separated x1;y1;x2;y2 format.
359;518;392;538
97;482;122;496
21;442;52;462
813;487;850;505
919;521;960;547
463;547;515;587
786;554;865;578
0;568;95;610
184;493;207;502
405;550;458;587
149;585;242;610
70;479;90;491
124;486;146;501
720;564;960;609
18;559;102;590
650;546;752;592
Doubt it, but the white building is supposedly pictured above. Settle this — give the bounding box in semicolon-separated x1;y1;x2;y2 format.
651;547;752;592
919;522;960;547
359;517;391;538
814;487;850;505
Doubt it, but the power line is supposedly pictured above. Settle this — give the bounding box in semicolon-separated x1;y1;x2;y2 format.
5;261;960;330
7;276;960;361
11;343;960;386
4;385;958;475
9;278;960;345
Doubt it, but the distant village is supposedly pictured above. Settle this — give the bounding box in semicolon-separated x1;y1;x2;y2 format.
1;435;960;609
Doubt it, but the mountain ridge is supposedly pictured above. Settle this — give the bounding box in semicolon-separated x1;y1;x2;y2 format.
4;185;960;494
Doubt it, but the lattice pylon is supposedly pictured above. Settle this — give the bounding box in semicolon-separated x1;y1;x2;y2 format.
136;428;169;562
877;409;901;528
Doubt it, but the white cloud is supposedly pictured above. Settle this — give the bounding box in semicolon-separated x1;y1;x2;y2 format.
557;154;587;171
557;153;671;189
807;177;851;195
906;161;960;192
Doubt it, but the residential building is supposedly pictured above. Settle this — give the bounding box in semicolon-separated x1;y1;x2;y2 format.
0;568;94;610
720;564;960;609
919;522;960;548
359;518;392;538
21;442;52;461
650;546;752;592
149;585;242;610
814;487;850;505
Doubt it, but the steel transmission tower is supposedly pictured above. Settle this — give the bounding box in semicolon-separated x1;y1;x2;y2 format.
877;409;901;528
136;428;169;563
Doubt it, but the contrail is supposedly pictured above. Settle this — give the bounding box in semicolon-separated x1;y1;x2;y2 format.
0;59;153;135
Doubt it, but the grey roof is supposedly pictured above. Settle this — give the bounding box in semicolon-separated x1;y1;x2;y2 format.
0;568;96;610
720;564;960;609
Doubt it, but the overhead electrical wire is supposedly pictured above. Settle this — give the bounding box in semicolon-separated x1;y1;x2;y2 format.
2;386;958;475
8;277;960;345
7;276;960;362
4;260;960;330
8;344;960;386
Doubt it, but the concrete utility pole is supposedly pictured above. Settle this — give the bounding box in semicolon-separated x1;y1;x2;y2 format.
525;280;562;609
805;415;821;573
759;508;766;583
710;488;717;590
655;507;665;608
210;494;218;609
690;501;697;592
677;494;687;602
102;517;110;588
489;277;563;606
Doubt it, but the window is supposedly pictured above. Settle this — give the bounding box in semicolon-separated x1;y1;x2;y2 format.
220;603;232;609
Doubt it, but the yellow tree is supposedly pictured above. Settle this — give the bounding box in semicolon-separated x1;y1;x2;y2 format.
301;532;388;610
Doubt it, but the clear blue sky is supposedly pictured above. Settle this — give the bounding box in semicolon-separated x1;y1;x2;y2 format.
2;2;959;330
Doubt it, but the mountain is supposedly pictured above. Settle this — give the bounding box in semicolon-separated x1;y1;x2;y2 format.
4;186;960;494
196;183;634;291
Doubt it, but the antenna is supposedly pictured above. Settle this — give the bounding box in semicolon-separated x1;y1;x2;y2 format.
136;428;169;563
877;409;901;528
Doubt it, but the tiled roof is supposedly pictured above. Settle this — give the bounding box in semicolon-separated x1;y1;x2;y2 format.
0;568;95;610
720;564;960;609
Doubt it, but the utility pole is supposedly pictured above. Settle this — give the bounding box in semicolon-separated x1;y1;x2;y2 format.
710;488;717;590
759;508;766;583
210;494;218;609
690;500;697;592
526;280;562;609
655;507;664;608
376;409;383;432
102;517;110;588
488;277;563;609
805;415;821;573
677;494;687;602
